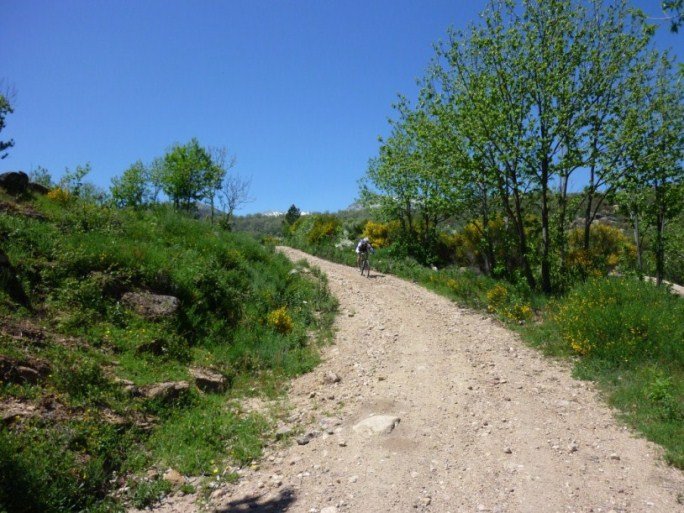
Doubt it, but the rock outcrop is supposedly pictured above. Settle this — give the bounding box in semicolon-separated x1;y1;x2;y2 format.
0;171;29;195
190;367;229;393
121;291;180;320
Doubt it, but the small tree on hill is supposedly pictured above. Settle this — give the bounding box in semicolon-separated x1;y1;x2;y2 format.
285;204;301;225
110;161;149;208
159;138;222;210
60;163;91;197
29;166;53;188
219;173;252;229
283;204;301;234
0;82;16;160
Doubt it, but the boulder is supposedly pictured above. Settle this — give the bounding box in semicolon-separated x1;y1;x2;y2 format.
27;182;49;195
0;171;29;195
352;415;401;435
141;381;189;402
190;367;228;393
121;291;180;320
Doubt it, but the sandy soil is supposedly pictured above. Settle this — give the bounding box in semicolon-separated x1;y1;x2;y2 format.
138;247;684;513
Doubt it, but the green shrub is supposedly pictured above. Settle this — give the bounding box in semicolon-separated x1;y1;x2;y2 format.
552;277;683;364
306;214;341;246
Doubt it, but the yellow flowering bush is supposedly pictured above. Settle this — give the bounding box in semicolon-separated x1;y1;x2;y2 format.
46;187;71;203
306;215;340;245
566;224;635;277
362;220;398;248
486;283;533;322
267;306;293;334
486;284;509;313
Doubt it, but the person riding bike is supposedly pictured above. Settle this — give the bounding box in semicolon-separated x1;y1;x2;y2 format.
355;237;375;269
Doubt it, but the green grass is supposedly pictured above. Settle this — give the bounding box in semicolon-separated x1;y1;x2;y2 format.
523;277;683;467
147;394;269;474
0;196;337;512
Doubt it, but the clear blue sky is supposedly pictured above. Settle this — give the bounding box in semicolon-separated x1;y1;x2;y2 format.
1;1;681;215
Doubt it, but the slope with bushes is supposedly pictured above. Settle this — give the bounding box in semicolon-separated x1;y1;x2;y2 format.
0;191;336;512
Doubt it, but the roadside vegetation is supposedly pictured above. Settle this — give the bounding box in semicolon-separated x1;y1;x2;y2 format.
0;187;336;512
284;0;683;470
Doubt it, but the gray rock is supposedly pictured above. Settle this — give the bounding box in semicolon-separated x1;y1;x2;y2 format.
190;367;228;393
352;415;401;435
296;431;319;445
142;381;189;402
275;425;293;439
121;291;180;319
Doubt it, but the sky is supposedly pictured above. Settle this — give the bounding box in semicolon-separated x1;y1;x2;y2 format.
1;1;682;215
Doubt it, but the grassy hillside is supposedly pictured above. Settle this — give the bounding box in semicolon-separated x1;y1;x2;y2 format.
0;192;336;512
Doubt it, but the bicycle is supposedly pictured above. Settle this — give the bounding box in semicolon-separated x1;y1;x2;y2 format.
359;252;370;277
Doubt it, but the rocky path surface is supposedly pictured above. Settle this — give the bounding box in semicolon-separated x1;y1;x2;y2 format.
141;248;684;513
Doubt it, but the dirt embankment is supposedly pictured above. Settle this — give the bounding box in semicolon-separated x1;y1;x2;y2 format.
140;247;684;513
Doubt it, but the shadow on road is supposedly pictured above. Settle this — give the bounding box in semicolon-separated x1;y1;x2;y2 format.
214;487;296;512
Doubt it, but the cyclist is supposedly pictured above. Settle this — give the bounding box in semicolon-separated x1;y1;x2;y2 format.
355;237;375;270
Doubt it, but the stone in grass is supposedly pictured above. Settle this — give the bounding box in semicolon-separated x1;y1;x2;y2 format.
163;468;185;487
275;425;293;440
121;291;180;320
142;381;190;402
352;415;400;435
190;367;228;393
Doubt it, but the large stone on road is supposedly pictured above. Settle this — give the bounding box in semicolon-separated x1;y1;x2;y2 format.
352;415;401;435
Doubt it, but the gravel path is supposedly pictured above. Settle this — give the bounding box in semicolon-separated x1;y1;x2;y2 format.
140;248;684;513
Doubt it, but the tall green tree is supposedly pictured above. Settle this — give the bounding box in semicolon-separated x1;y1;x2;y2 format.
620;57;684;285
60;163;91;197
431;0;660;291
361;93;462;262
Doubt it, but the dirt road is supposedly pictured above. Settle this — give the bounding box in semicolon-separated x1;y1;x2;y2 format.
145;248;684;513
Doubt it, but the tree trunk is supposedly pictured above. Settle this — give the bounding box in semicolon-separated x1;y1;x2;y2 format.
583;165;595;252
480;185;495;275
512;186;536;290
556;176;567;261
654;182;666;286
540;158;552;293
631;209;643;272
